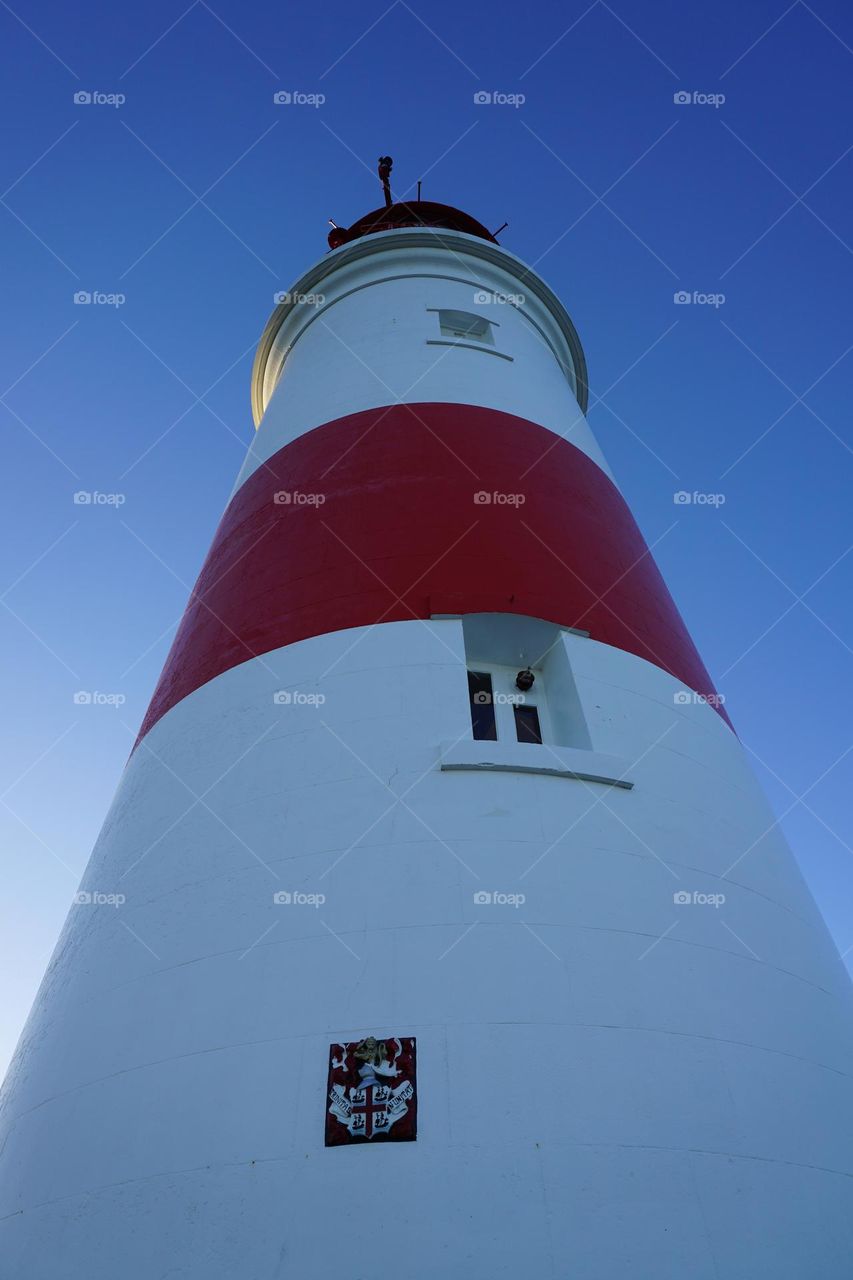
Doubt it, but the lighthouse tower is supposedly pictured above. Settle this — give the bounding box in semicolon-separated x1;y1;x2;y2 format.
2;161;853;1279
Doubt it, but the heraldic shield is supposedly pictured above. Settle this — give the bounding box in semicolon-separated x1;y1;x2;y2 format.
326;1036;417;1146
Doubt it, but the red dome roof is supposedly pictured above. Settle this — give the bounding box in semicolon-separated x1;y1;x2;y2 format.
328;200;498;250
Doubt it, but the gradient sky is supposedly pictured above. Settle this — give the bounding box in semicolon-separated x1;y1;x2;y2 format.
2;0;852;1077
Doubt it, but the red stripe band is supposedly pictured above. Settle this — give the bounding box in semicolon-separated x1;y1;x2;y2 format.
137;404;728;743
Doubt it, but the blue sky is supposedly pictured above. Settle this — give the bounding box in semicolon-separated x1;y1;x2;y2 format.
2;0;852;1075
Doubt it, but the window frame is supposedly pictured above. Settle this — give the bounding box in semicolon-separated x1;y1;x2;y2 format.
435;308;495;344
425;306;499;347
464;660;552;746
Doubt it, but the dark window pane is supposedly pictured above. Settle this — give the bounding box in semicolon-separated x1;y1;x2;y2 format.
468;670;497;740
514;703;542;745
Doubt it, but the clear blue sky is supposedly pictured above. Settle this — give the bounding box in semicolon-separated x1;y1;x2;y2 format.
2;0;852;1076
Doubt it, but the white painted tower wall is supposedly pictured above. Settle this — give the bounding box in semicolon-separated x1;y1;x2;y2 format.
0;228;851;1279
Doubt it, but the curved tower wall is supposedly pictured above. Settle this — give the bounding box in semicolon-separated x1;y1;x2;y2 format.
2;226;852;1280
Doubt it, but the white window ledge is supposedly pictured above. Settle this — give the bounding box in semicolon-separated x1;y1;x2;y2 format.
439;740;634;789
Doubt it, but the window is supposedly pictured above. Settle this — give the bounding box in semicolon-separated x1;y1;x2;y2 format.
467;670;497;740
459;615;593;751
514;703;543;745
466;664;546;745
437;309;494;345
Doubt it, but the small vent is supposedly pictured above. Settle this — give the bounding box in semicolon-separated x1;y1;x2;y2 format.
436;309;494;345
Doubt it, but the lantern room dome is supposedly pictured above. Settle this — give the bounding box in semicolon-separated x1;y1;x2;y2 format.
328;200;498;249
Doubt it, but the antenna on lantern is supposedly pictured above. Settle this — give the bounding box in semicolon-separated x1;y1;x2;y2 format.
324;154;502;251
378;155;394;207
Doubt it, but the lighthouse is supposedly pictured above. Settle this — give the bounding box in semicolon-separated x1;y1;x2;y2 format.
2;159;853;1278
